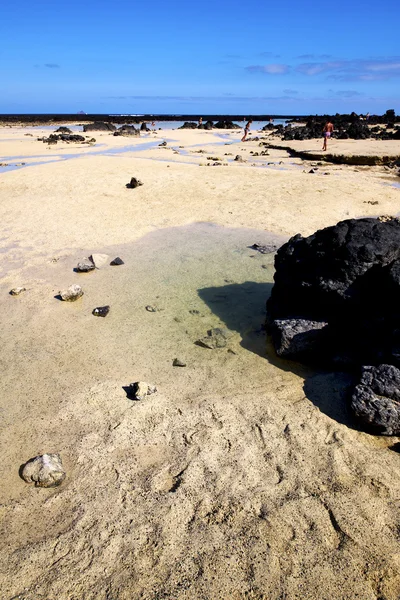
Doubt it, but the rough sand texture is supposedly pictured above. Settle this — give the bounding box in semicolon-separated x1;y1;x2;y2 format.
1;125;400;600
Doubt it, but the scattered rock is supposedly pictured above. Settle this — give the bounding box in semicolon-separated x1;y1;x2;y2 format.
110;257;124;266
196;327;233;349
351;364;400;435
250;242;279;254
89;253;109;268
159;141;167;146
83;122;116;132
75;258;95;272
10;287;26;296
126;177;143;189
173;358;187;367
234;155;245;162
128;381;157;400
21;453;66;488
92;305;110;317
145;305;158;312
113;125;140;137
60;284;83;301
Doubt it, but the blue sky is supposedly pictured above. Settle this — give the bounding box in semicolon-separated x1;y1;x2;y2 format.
1;0;399;115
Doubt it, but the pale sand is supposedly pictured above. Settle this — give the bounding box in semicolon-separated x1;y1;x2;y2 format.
1;125;400;600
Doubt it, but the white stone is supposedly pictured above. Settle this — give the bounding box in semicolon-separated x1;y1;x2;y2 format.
89;253;109;268
21;453;66;488
60;284;83;301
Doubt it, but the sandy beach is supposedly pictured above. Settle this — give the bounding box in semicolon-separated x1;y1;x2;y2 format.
1;123;400;599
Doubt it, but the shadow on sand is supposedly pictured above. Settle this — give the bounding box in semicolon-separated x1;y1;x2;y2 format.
198;280;359;431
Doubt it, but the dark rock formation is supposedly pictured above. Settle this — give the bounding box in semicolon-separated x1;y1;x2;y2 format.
179;122;198;129
40;133;86;143
55;126;72;134
140;122;150;131
83;122;116;132
204;120;213;130
214;120;241;129
351;364;400;435
267;217;400;434
268;217;400;367
114;125;140;137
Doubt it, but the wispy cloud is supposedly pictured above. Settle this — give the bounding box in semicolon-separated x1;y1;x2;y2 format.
297;54;332;60
44;63;60;69
283;88;298;94
259;51;281;58
246;64;290;75
104;94;299;102
334;90;364;98
297;58;400;80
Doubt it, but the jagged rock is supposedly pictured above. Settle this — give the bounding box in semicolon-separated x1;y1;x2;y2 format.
234;155;245;162
55;126;72;134
10;287;26;296
270;318;329;359
196;327;232;349
159;141;167;146
60;284;83;301
351;364;400;435
126;177;143;189
110;257;124;266
21;453;66;488
173;358;186;367
128;381;157;400
76;258;95;272
114;125;140;137
214;120;241;129
179;122;198;129
92;305;110;317
140;122;150;131
89;253;109;268
83;122;116;132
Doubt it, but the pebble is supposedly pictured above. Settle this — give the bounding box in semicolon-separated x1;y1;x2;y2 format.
76;258;95;272
128;381;157;400
173;358;187;367
110;257;124;266
196;327;233;349
89;253;109;268
21;453;66;488
10;287;26;296
60;284;83;301
250;242;279;254
126;177;143;188
92;305;110;317
146;305;157;312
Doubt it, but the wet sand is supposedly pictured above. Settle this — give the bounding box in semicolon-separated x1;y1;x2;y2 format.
1;124;400;599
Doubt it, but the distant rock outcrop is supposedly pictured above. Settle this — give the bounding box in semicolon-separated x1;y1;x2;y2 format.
114;125;140;137
83;122;116;132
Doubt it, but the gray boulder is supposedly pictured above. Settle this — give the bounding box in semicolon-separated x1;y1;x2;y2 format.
351;364;400;435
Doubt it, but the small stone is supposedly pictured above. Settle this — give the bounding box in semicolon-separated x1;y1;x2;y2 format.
89;253;109;268
21;453;66;488
189;309;200;315
76;258;95;272
126;177;143;188
10;287;26;296
92;305;110;317
234;155;245;162
250;242;279;254
195;327;233;349
128;381;157;400
60;284;83;301
173;358;186;367
110;257;124;265
146;305;157;312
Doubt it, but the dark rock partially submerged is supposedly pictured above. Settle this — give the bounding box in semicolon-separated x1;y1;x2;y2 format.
83;122;116;132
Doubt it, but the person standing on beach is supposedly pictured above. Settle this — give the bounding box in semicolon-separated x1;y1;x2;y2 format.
322;119;334;151
241;118;252;142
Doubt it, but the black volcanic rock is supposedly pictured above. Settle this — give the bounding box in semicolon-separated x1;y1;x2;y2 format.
83;122;116;132
351;364;400;435
114;125;140;137
267;217;400;367
214;120;241;129
179;121;198;129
